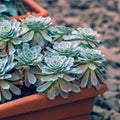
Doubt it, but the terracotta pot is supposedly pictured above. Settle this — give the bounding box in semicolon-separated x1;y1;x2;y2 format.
10;0;48;20
0;84;106;120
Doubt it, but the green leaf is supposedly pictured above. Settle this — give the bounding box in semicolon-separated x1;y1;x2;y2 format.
69;82;80;93
8;42;15;54
80;70;89;88
4;74;12;80
59;80;71;92
22;31;34;42
63;75;75;81
8;72;23;81
0;41;6;49
40;31;52;42
89;63;96;70
60;91;68;99
0;52;7;57
37;81;53;93
1;89;12;100
10;84;21;95
12;39;22;45
27;72;37;84
5;3;17;16
90;70;97;86
0;4;7;13
34;32;44;46
4;63;14;73
47;85;56;100
41;75;58;82
0;82;10;89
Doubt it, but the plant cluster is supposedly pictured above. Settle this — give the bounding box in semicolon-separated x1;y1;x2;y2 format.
0;15;106;103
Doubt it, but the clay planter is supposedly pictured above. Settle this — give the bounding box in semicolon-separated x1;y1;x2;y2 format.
0;84;106;120
10;0;48;20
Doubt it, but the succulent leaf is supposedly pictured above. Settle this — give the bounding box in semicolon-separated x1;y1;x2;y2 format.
27;72;37;84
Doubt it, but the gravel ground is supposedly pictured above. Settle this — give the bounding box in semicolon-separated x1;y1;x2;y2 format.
36;0;120;119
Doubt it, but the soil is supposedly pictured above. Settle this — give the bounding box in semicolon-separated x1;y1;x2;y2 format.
36;0;120;119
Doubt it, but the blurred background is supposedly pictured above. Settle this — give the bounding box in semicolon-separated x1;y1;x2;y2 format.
36;0;120;120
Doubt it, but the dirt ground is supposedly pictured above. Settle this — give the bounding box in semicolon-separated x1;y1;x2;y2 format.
36;0;120;119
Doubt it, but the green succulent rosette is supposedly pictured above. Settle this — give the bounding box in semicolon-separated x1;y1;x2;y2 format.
21;15;53;46
74;48;106;90
0;55;21;103
53;41;79;57
15;43;43;86
0;18;32;54
47;25;73;41
37;53;80;100
64;27;102;48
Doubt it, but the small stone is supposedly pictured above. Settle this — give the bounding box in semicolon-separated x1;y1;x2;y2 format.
92;106;105;116
103;91;118;99
92;106;110;119
107;82;117;91
118;85;120;91
106;98;120;111
110;110;120;120
95;95;111;110
89;115;102;120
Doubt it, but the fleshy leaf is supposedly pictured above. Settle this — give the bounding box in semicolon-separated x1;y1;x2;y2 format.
89;64;96;70
47;85;56;100
10;84;21;95
41;75;58;82
27;72;37;84
59;80;71;92
0;82;10;89
22;31;34;42
40;31;52;43
1;89;12;100
80;70;89;88
37;81;53;93
90;70;97;86
8;42;15;54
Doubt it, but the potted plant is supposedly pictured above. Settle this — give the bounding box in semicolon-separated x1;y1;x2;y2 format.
0;15;106;120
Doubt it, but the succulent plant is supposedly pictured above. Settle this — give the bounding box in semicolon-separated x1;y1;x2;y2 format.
21;16;52;46
15;43;43;66
15;43;43;86
0;55;21;102
37;53;80;100
74;48;106;90
53;41;79;57
0;15;106;103
64;27;101;48
0;18;32;54
47;25;73;41
0;4;7;13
